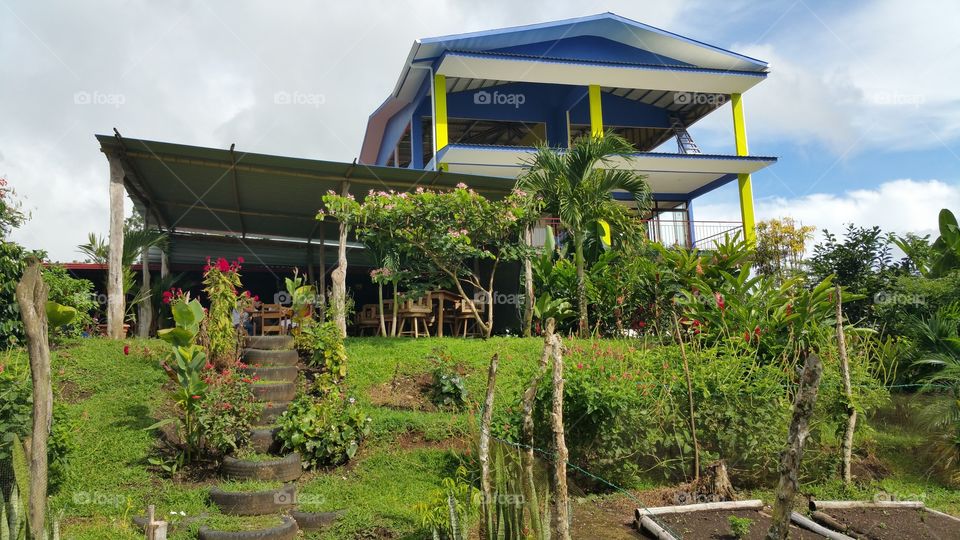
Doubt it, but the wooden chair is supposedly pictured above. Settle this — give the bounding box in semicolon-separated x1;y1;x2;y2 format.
356;304;381;336
260;303;286;335
397;293;432;338
455;297;487;337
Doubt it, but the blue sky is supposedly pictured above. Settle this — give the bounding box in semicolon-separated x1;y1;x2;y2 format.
2;0;957;259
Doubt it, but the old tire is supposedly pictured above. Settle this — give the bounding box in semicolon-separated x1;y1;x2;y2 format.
250;381;296;402
244;336;294;350
258;401;291;424
221;453;302;482
243;349;298;367
208;484;296;516
249;426;281;454
198;515;298;540
291;510;342;532
243;365;298;382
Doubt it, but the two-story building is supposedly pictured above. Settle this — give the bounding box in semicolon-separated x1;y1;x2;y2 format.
360;12;776;248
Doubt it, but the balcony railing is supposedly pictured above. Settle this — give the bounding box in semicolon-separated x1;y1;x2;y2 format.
532;218;742;250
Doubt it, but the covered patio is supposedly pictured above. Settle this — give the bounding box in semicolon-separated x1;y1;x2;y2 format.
96;131;516;338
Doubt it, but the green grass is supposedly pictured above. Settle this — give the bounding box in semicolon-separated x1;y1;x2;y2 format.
12;336;960;539
217;479;283;492
232;450;286;462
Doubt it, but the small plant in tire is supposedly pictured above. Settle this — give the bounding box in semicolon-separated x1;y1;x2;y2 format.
277;392;371;468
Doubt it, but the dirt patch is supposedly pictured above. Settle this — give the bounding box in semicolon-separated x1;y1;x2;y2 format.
819;507;960;539
352;526;396;539
367;373;437;412
851;452;892;484
644;509;826;539
57;379;92;404
394;431;468;453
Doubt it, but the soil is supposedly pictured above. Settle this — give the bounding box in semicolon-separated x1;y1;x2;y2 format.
821;507;960;540
640;509;826;539
393;431;468;452
57;379;92;403
367;372;437;412
850;452;892;484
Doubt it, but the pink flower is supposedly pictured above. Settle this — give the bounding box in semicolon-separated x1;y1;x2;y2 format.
576;362;583;369
714;292;725;311
123;345;130;356
217;258;230;272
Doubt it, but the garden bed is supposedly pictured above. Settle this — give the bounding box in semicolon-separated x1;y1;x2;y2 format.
639;507;828;539
811;505;960;539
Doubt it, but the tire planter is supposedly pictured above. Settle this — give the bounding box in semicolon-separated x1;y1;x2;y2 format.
250;382;296;402
249;426;281;454
243;349;298;367
221;453;302;482
244;335;294;350
208;484;296;516
242;365;298;382
258;401;291;424
291;510;342;532
198;515;298;540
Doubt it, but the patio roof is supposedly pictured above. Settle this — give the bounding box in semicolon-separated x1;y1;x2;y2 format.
95;132;515;266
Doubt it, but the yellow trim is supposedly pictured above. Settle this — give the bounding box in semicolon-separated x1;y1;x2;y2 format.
738;173;756;244
731;93;749;156
588;84;603;137
731;93;755;243
434;74;448;151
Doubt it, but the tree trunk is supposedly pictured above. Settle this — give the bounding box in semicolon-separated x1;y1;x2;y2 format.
331;181;350;335
479;353;499;539
138;245;152;338
523;227;535;338
766;352;824;540
16;261;52;540
574;237;588;338
390;281;399;337
673;314;700;481
836;285;857;484
377;282;387;336
107;155;126;339
550;329;570;540
521;319;555;539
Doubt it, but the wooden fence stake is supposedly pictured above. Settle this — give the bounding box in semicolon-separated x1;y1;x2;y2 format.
835;285;857;484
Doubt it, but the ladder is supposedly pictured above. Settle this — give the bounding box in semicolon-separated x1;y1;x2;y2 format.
669;116;701;154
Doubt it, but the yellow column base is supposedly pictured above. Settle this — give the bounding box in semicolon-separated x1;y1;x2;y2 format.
738;173;756;244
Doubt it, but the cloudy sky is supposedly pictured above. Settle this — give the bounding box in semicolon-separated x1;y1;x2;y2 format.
2;0;959;260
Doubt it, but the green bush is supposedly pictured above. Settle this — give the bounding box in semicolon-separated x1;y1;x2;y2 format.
197;370;262;455
0;241;25;348
304;321;348;391
728;515;753;538
42;265;97;339
277;392;371;468
426;347;468;410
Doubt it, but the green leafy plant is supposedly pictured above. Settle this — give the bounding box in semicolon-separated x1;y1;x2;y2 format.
202;257;243;368
303;321;348;392
0;241;25;348
413;465;478;540
426;348;468;410
196;370;262;455
276;392;371;468
728;515;753;538
41;265;95;340
896;209;960;278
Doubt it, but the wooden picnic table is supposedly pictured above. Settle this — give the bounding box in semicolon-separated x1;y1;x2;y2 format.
430;290;461;337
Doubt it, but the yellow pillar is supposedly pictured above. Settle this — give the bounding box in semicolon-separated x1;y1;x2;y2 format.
434;74;448;151
588;84;603;137
730;93;756;244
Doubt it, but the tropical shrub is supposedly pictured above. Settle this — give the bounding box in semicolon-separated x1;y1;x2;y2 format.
276;392;371;468
413;465;478;540
42;265;97;339
0;241;25;348
302;321;347;392
728;515;753;539
203;257;243;368
426;347;468;410
754;217;815;283
196;369;262;455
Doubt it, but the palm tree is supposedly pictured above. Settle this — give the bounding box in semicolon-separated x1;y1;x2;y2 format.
518;134;651;336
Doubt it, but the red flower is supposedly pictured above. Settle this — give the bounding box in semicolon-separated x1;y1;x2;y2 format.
237;256;244;264
222;403;233;410
253;295;259;302
191;395;201;400
576;362;584;369
754;325;761;337
204;362;214;370
786;303;793;316
123;345;130;356
744;330;751;343
217;258;230;272
162;291;173;304
714;292;725;311
637;321;646;328
252;375;261;382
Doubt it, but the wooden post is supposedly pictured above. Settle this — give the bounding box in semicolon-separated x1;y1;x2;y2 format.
836;285;856;484
478;353;499;539
331;181;350;335
145;504;168;540
521;318;554;539
137;245;152;338
550;326;570;540
160;249;169;279
522;227;534;337
107;154;126;339
318;227;327;322
767;352;824;540
16;261;52;540
673;314;700;481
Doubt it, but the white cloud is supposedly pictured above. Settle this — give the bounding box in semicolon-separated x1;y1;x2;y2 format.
694;179;959;248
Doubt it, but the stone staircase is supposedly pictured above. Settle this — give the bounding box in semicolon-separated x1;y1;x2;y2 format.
198;335;336;539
